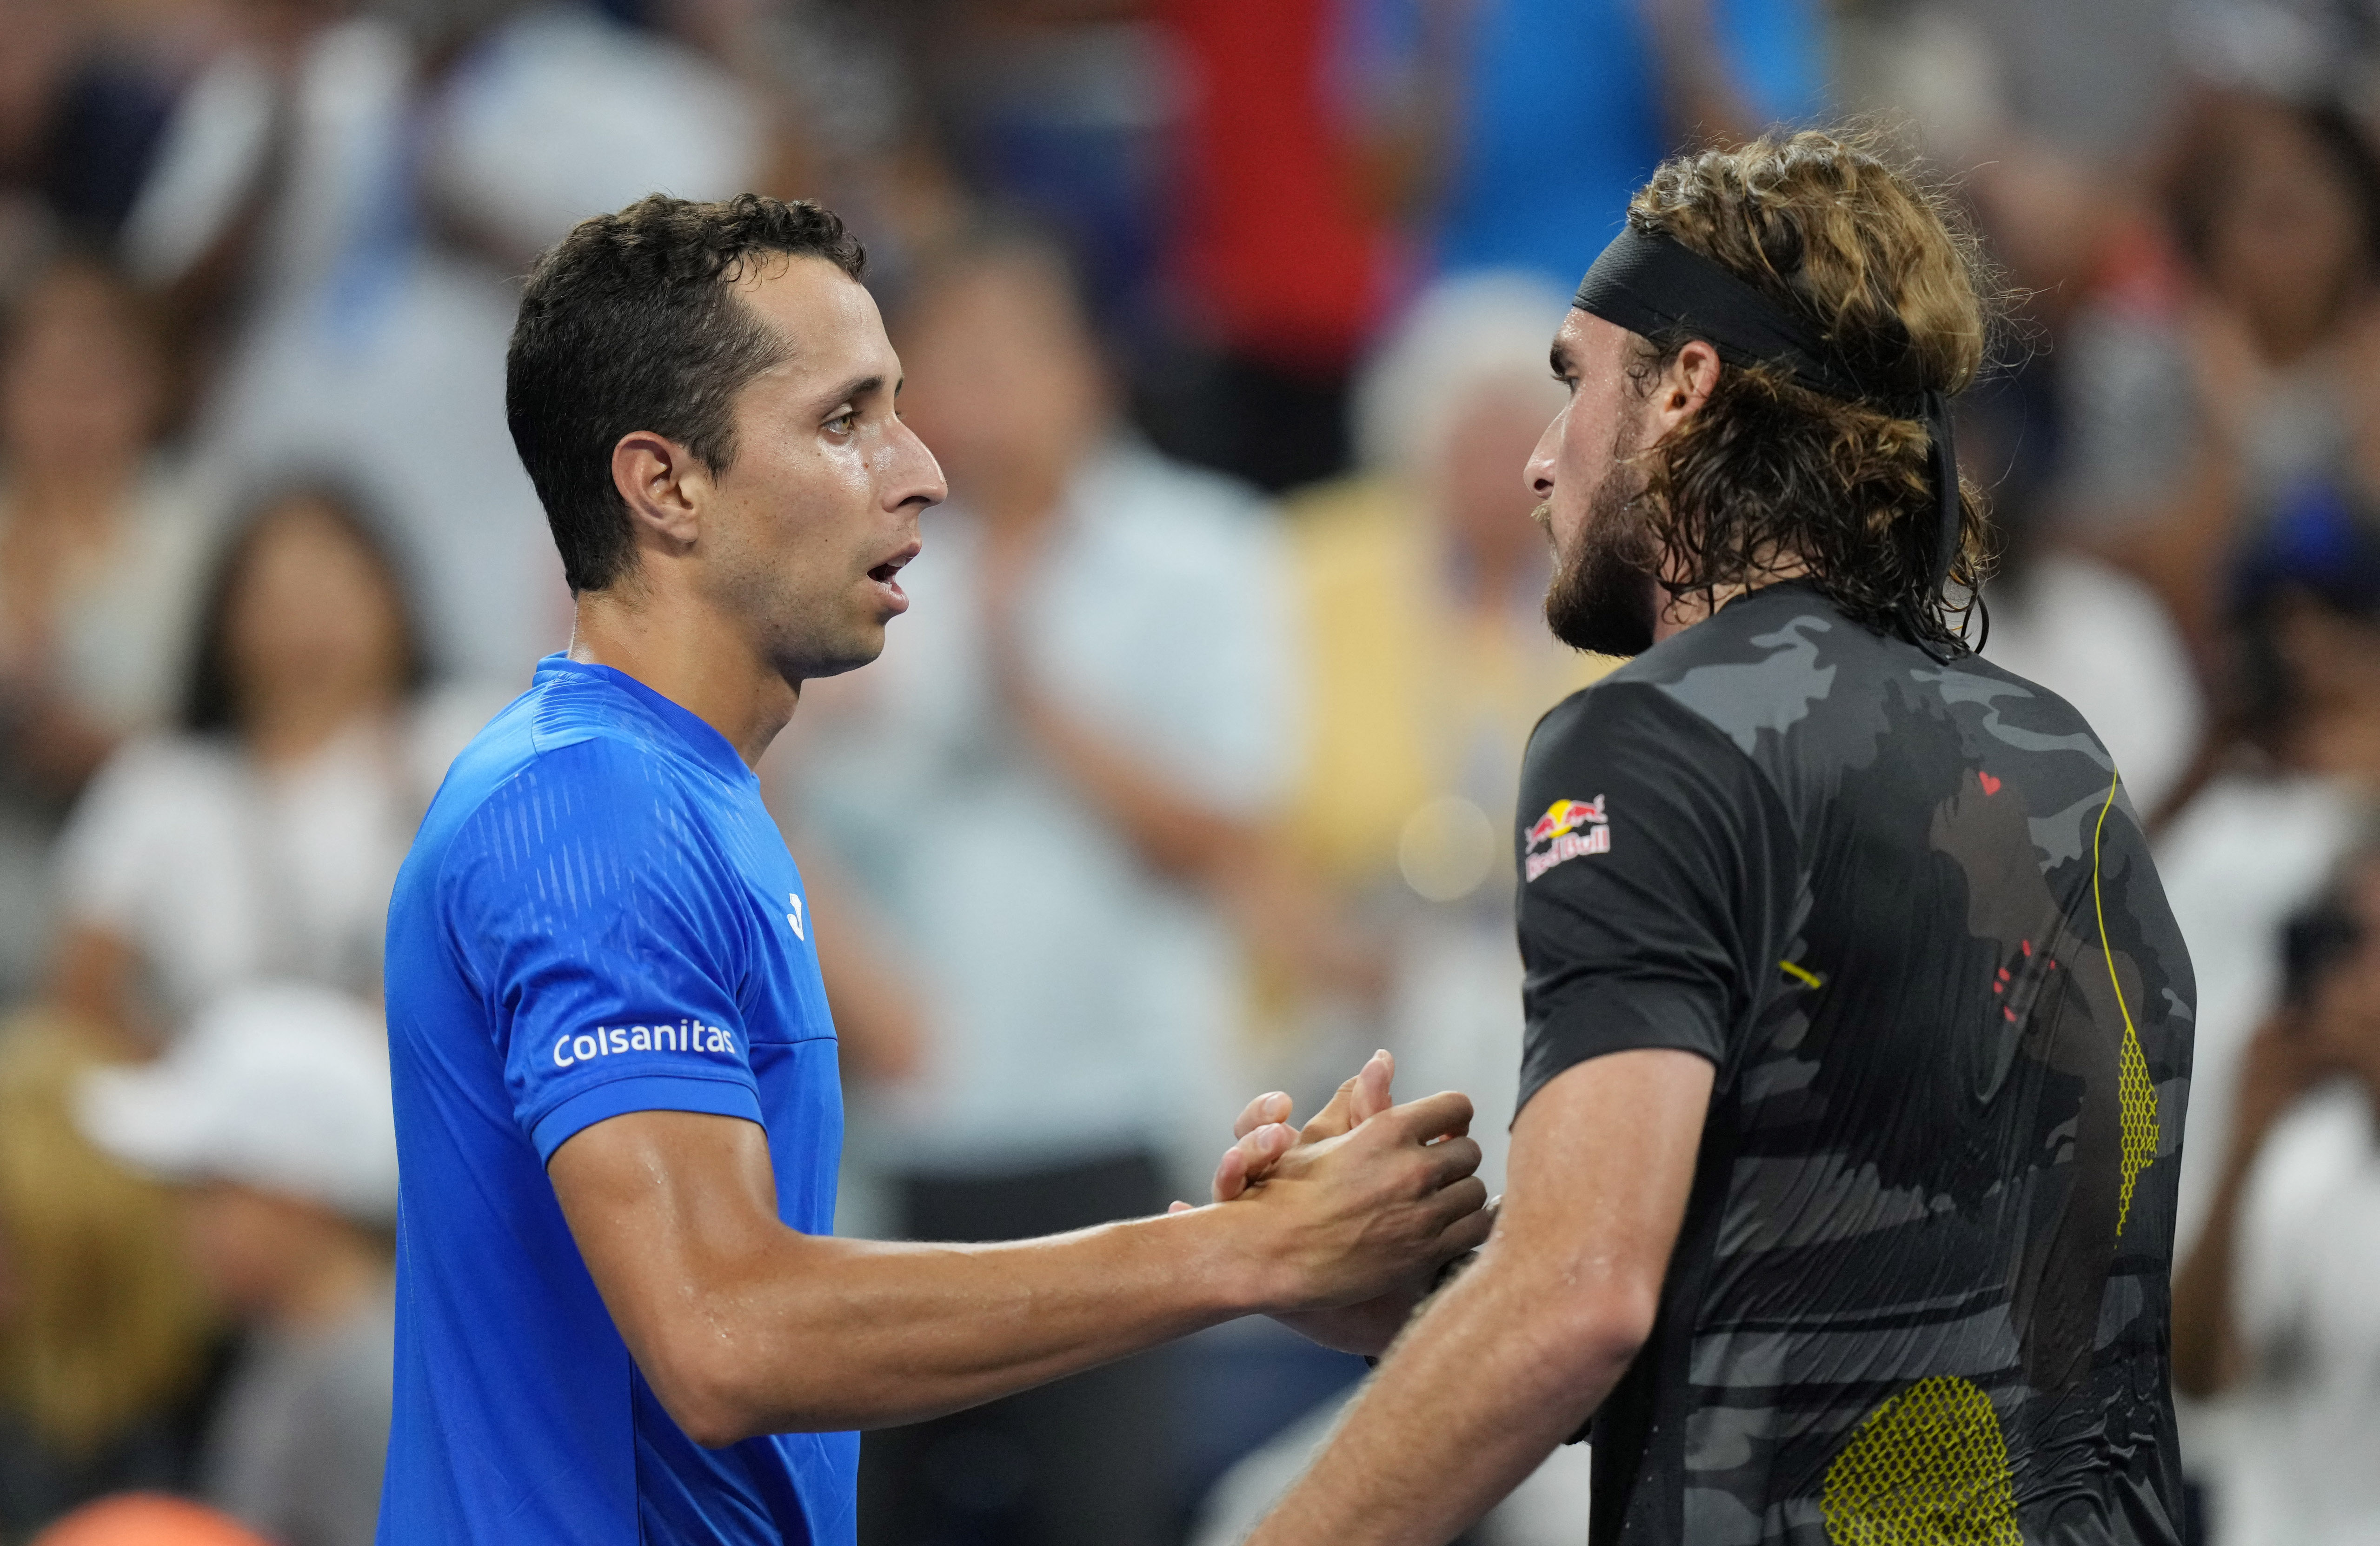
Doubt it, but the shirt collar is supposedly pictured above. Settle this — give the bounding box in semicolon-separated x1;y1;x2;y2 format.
532;653;755;786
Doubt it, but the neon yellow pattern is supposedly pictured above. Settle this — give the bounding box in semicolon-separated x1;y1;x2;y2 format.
2090;769;2158;1236
1822;1376;2024;1545
1780;958;1823;989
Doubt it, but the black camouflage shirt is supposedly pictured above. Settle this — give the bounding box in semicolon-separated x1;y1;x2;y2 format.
1515;580;2192;1546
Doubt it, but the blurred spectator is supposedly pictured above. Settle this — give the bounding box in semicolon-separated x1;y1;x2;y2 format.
2161;485;2380;1258
784;226;1295;1546
1279;272;1603;1183
422;0;762;274
120;0;574;686
910;4;1176;349
0;0;189;258
0;1010;220;1539
1972;378;2208;818
47;482;493;1047
2152;481;2380;1530
672;0;964;282
2058;90;2380;656
1145;0;1398;491
2173;842;2380;1545
31;1493;273;1546
0;0;79;267
76;982;397;1546
2174;0;2380;109
0;254;209;1000
1350;0;1828;290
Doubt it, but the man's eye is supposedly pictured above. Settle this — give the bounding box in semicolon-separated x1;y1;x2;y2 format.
826;410;857;433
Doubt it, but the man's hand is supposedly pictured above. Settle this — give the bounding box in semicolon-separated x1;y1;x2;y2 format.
1214;1080;1490;1319
1175;1049;1397;1213
1243;1048;1712;1546
1181;1052;1491;1353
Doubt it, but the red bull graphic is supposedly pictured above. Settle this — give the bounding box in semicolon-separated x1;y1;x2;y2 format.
1524;794;1609;881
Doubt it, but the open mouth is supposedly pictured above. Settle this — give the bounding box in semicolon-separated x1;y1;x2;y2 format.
868;542;920;607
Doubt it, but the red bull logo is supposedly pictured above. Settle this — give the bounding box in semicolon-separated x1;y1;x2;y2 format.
1526;795;1607;845
1524;794;1609;881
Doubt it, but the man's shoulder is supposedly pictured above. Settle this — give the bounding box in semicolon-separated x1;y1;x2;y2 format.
1562;584;2107;769
409;677;722;899
1600;582;1888;757
1523;591;1818;776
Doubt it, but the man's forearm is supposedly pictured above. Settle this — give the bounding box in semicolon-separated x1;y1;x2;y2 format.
554;1102;1487;1446
1248;1249;1644;1546
1244;1049;1711;1545
638;1205;1269;1442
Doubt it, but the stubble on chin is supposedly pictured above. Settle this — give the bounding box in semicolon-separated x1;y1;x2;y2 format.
1543;461;1660;658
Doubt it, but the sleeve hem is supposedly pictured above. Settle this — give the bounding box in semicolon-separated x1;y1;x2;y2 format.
1515;994;1726;1121
531;1075;764;1162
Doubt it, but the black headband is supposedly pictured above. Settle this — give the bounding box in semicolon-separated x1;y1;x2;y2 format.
1572;225;1963;619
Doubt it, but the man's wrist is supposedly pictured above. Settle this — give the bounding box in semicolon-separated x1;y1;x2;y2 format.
1169;1198;1290;1317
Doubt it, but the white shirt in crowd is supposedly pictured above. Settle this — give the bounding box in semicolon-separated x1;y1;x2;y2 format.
2157;773;2368;1248
0;467;213;995
2154;771;2369;1504
52;688;499;1026
2220;1083;2380;1546
786;439;1296;1181
121;6;762;690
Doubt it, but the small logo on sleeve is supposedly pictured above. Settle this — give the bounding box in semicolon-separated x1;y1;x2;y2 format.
786;893;805;940
552;1019;738;1069
1523;795;1609;881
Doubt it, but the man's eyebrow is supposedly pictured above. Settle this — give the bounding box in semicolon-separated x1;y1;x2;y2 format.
809;374;895;417
814;372;888;410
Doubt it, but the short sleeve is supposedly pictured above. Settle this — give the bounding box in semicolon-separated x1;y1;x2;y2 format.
1514;682;1798;1114
442;742;764;1161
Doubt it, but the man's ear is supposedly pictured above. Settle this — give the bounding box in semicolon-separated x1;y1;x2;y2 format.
1653;340;1722;433
611;430;709;553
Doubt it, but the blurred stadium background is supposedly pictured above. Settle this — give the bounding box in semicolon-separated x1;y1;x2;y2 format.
2;0;2380;1543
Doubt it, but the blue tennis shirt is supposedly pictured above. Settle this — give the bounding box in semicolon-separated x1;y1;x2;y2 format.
378;654;853;1545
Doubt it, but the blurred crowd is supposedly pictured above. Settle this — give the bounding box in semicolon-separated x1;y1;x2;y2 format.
0;0;2378;1544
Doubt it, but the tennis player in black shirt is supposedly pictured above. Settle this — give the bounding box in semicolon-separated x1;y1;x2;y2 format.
1234;129;2194;1545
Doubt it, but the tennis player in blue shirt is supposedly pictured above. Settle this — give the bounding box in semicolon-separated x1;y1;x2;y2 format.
376;193;1491;1545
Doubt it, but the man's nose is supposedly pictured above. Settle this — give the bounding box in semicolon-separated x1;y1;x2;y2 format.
889;418;948;509
1525;411;1563;499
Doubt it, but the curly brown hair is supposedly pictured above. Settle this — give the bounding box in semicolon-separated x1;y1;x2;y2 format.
1620;130;2006;648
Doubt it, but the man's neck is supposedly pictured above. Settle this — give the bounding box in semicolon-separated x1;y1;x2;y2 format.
568;586;795;769
1649;558;1811;644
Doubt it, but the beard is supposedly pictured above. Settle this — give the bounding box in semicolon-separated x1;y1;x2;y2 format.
1543;448;1661;657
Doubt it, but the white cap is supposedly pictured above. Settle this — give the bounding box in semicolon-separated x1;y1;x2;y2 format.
76;982;399;1223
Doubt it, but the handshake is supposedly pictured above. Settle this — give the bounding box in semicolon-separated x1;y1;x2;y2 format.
1170;1051;1496;1356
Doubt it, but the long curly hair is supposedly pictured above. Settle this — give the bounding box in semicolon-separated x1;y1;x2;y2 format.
1621;130;2008;649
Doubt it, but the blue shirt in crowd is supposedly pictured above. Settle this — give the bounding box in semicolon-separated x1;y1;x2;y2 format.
378;654;852;1545
1353;0;1826;287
